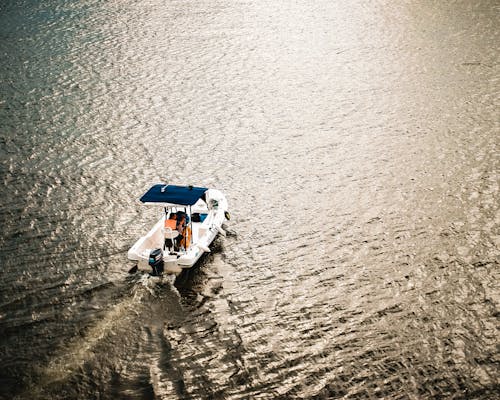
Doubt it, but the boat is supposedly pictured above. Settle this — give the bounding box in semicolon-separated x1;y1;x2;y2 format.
127;184;229;275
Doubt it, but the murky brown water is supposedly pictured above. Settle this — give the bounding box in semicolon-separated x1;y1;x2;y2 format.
0;0;498;399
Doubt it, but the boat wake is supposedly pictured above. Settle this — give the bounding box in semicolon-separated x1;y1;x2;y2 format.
17;276;180;400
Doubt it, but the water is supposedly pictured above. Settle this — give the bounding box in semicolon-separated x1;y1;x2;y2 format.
0;0;498;398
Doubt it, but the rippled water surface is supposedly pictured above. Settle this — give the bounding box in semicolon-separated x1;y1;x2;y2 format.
0;0;498;399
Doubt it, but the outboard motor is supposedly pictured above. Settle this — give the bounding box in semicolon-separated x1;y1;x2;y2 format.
148;248;164;276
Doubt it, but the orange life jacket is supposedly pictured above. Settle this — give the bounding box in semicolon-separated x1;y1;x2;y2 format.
164;219;177;231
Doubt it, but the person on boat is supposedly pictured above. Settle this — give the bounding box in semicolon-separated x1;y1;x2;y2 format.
164;212;178;250
175;212;191;250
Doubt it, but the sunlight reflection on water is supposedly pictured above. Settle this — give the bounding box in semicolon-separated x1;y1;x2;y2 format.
0;0;498;399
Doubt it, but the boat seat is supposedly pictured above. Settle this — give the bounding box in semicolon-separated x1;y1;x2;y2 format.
163;219;180;239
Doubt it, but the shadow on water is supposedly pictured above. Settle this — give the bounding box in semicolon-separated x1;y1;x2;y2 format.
174;256;211;297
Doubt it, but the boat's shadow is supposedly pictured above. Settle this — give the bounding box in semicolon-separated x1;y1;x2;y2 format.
173;238;224;301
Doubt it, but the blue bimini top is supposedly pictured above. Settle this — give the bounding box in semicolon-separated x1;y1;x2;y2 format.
140;184;208;206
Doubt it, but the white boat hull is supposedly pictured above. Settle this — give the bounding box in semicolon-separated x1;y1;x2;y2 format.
128;189;228;275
